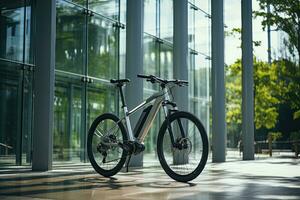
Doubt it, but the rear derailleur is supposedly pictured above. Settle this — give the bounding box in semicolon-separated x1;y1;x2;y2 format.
97;134;118;163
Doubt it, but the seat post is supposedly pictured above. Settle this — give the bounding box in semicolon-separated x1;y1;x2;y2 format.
117;83;134;141
118;84;126;108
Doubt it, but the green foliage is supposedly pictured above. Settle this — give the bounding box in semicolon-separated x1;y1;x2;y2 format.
226;60;242;126
254;0;300;62
268;132;282;141
226;0;300;140
254;59;284;129
226;58;283;130
56;4;118;78
225;28;262;47
290;131;300;141
275;59;300;120
294;110;300;120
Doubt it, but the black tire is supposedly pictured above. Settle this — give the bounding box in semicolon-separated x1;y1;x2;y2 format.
87;113;128;177
157;111;209;182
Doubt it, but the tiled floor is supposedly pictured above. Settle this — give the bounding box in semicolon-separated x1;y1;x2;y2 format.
0;157;299;200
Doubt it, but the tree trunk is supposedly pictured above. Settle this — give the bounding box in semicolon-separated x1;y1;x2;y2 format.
268;133;272;157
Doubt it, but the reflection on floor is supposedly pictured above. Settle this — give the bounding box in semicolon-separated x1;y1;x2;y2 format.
0;157;299;200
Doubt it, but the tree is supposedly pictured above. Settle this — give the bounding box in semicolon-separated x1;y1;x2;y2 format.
254;1;300;120
226;58;283;132
276;59;300;119
254;0;300;66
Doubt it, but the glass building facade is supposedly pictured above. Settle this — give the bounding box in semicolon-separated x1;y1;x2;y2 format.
0;0;34;166
0;0;211;166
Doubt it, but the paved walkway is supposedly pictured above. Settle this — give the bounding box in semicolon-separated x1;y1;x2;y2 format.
0;157;299;200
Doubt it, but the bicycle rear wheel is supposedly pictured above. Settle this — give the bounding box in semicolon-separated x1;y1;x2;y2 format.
157;111;209;182
87;113;127;177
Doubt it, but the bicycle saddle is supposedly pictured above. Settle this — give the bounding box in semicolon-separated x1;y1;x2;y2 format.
110;78;130;84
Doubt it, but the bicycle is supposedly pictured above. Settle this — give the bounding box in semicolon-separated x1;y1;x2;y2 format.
87;74;209;182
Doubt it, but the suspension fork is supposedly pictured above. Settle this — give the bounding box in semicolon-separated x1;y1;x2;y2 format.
162;101;187;147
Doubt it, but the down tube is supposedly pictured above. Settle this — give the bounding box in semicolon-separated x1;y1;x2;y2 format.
137;97;163;142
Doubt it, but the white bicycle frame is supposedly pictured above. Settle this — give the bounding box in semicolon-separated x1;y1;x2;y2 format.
120;85;176;143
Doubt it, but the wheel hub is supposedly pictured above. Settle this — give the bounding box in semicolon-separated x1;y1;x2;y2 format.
174;138;192;152
97;134;118;154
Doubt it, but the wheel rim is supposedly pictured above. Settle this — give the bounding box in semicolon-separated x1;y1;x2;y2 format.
90;118;124;171
161;116;206;176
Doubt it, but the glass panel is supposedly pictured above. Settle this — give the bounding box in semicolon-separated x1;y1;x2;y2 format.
56;1;86;74
119;28;126;78
53;72;84;162
0;2;25;62
22;69;33;165
160;0;173;43
88;15;117;79
188;52;195;106
0;1;33;166
201;104;209;134
68;0;86;7
0;61;23;166
160;43;173;79
120;0;126;24
194;0;210;14
87;80;117;129
189;98;195;117
143;38;172;158
143;34;159;91
144;0;157;36
25;3;33;64
88;0;119;20
188;5;195;49
192;53;210;143
86;80;117;163
195;55;208;98
195;11;210;55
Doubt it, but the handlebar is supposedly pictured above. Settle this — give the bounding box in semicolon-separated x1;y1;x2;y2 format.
137;74;150;79
137;74;188;87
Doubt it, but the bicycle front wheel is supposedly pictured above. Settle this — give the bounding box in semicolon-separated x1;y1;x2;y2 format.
87;113;128;177
157;111;209;182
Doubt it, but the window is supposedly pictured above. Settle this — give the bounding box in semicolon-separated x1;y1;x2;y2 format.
0;0;34;166
54;0;123;162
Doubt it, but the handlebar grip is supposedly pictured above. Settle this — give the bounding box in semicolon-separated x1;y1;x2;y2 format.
176;80;189;86
181;80;188;84
137;74;150;78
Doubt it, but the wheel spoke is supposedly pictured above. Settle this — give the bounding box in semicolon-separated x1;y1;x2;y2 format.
94;128;104;138
87;114;127;174
95;120;120;138
158;112;208;182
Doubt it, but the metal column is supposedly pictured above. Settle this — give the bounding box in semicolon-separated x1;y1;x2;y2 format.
241;0;255;160
172;0;189;165
32;0;56;171
125;0;144;167
211;0;226;162
267;3;271;64
173;0;188;111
